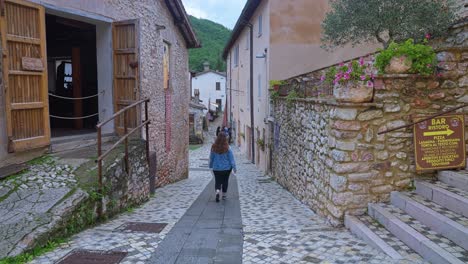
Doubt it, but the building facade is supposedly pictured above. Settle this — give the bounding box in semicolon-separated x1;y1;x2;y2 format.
223;0;378;172
191;62;227;113
0;0;199;186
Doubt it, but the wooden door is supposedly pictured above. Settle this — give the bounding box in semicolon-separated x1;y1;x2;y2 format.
1;0;50;152
112;20;139;135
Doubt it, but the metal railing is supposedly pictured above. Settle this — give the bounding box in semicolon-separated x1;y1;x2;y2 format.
95;98;150;197
378;103;468;135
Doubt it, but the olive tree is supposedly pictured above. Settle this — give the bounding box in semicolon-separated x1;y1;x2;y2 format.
321;0;459;49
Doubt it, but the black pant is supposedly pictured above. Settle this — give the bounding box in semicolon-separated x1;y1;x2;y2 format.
214;170;231;192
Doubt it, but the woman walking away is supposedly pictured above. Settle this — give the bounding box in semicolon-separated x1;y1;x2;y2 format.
209;133;237;202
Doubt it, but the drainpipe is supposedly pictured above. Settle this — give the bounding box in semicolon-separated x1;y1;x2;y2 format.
229;53;232;129
246;22;255;164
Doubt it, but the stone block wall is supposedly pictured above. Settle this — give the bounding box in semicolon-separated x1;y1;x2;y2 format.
103;140;150;214
273;43;468;225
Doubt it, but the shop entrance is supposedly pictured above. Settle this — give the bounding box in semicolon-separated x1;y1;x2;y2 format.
46;14;98;138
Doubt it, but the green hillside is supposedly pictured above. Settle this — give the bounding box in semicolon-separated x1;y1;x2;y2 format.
189;16;231;72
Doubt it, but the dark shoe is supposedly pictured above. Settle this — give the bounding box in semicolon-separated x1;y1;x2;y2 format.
216;193;220;202
222;195;226;200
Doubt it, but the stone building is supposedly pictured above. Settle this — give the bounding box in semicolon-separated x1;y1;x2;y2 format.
0;0;199;186
189;89;206;144
223;0;378;172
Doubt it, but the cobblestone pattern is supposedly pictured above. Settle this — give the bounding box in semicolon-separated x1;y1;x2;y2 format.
357;215;426;263
380;203;468;262
406;192;468;227
235;151;421;264
0;158;78;257
29;145;212;264
273;43;468;225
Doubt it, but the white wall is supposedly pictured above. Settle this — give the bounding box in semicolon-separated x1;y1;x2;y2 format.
192;72;226;112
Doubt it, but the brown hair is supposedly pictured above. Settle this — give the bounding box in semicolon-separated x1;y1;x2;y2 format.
211;133;229;154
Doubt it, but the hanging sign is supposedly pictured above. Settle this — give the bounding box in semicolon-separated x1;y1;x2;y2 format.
414;114;466;171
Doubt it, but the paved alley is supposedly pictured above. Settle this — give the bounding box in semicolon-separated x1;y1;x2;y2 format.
29;143;425;264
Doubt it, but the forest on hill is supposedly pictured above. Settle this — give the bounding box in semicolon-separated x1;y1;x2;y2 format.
189;16;231;72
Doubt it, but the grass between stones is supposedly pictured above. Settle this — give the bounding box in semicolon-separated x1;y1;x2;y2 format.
0;238;68;264
189;144;202;151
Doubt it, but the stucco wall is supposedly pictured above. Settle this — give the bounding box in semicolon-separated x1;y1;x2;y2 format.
192;72;226;112
269;0;379;80
26;0;191;186
228;0;272;171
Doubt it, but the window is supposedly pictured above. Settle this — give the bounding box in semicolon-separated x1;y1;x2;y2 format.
257;74;262;98
258;14;263;37
234;44;239;67
163;42;170;89
216;82;221;91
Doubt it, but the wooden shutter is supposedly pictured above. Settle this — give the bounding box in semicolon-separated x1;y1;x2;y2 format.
112;20;140;135
1;0;50;152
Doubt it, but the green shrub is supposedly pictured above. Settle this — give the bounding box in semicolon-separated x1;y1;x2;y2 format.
375;39;436;75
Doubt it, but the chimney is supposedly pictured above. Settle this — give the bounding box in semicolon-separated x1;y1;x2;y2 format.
203;61;210;72
194;89;200;104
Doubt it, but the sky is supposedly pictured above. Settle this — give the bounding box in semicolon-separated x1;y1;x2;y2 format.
181;0;247;29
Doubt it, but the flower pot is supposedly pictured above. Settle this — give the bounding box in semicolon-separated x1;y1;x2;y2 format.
278;85;289;96
385;55;412;74
333;82;373;103
273;84;280;91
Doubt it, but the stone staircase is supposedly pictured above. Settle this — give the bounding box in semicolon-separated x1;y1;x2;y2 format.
346;170;468;264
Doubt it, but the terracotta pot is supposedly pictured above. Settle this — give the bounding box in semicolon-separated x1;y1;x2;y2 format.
385;55;412;74
278;85;289;96
333;81;373;103
273;84;280;91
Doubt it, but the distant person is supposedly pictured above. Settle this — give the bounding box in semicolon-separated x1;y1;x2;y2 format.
209;133;237;202
216;126;221;137
228;127;232;144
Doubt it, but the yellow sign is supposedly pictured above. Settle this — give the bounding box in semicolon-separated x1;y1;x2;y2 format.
414;115;466;171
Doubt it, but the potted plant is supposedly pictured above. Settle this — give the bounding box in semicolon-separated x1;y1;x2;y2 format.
375;38;436;75
256;138;265;151
269;80;285;91
322;58;375;103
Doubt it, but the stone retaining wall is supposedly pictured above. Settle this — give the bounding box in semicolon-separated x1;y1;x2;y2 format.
102;140;150;214
273;37;468;226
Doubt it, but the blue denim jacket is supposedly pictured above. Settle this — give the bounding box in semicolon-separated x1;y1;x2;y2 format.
209;148;236;171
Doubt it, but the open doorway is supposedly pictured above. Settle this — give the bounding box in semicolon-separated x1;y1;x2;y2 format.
46;14;98;138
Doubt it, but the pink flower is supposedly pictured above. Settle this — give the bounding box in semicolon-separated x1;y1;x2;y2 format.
339;62;344;67
320;75;326;82
346;68;353;74
437;73;443;78
370;73;375;79
360;75;366;81
359;57;365;66
344;73;350;80
367;81;373;87
425;33;431;40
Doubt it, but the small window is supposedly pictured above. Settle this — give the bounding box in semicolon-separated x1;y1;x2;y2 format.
258;14;263;37
234;44;239;67
257;74;261;98
216;82;221;91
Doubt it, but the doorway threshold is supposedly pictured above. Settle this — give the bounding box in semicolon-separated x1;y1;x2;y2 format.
50;132;117;153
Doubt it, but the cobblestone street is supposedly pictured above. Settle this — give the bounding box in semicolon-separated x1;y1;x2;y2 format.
26;142;426;264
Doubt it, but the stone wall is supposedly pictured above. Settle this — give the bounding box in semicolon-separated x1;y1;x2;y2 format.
102;140;150;214
273;25;468;226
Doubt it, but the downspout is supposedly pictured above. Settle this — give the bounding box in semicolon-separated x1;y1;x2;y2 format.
244;22;255;164
240;20;255;164
229;53;232;129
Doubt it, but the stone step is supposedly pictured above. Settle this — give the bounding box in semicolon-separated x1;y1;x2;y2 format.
368;203;468;264
391;192;468;251
49;134;117;153
345;215;417;261
415;180;468;218
438;170;468;192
